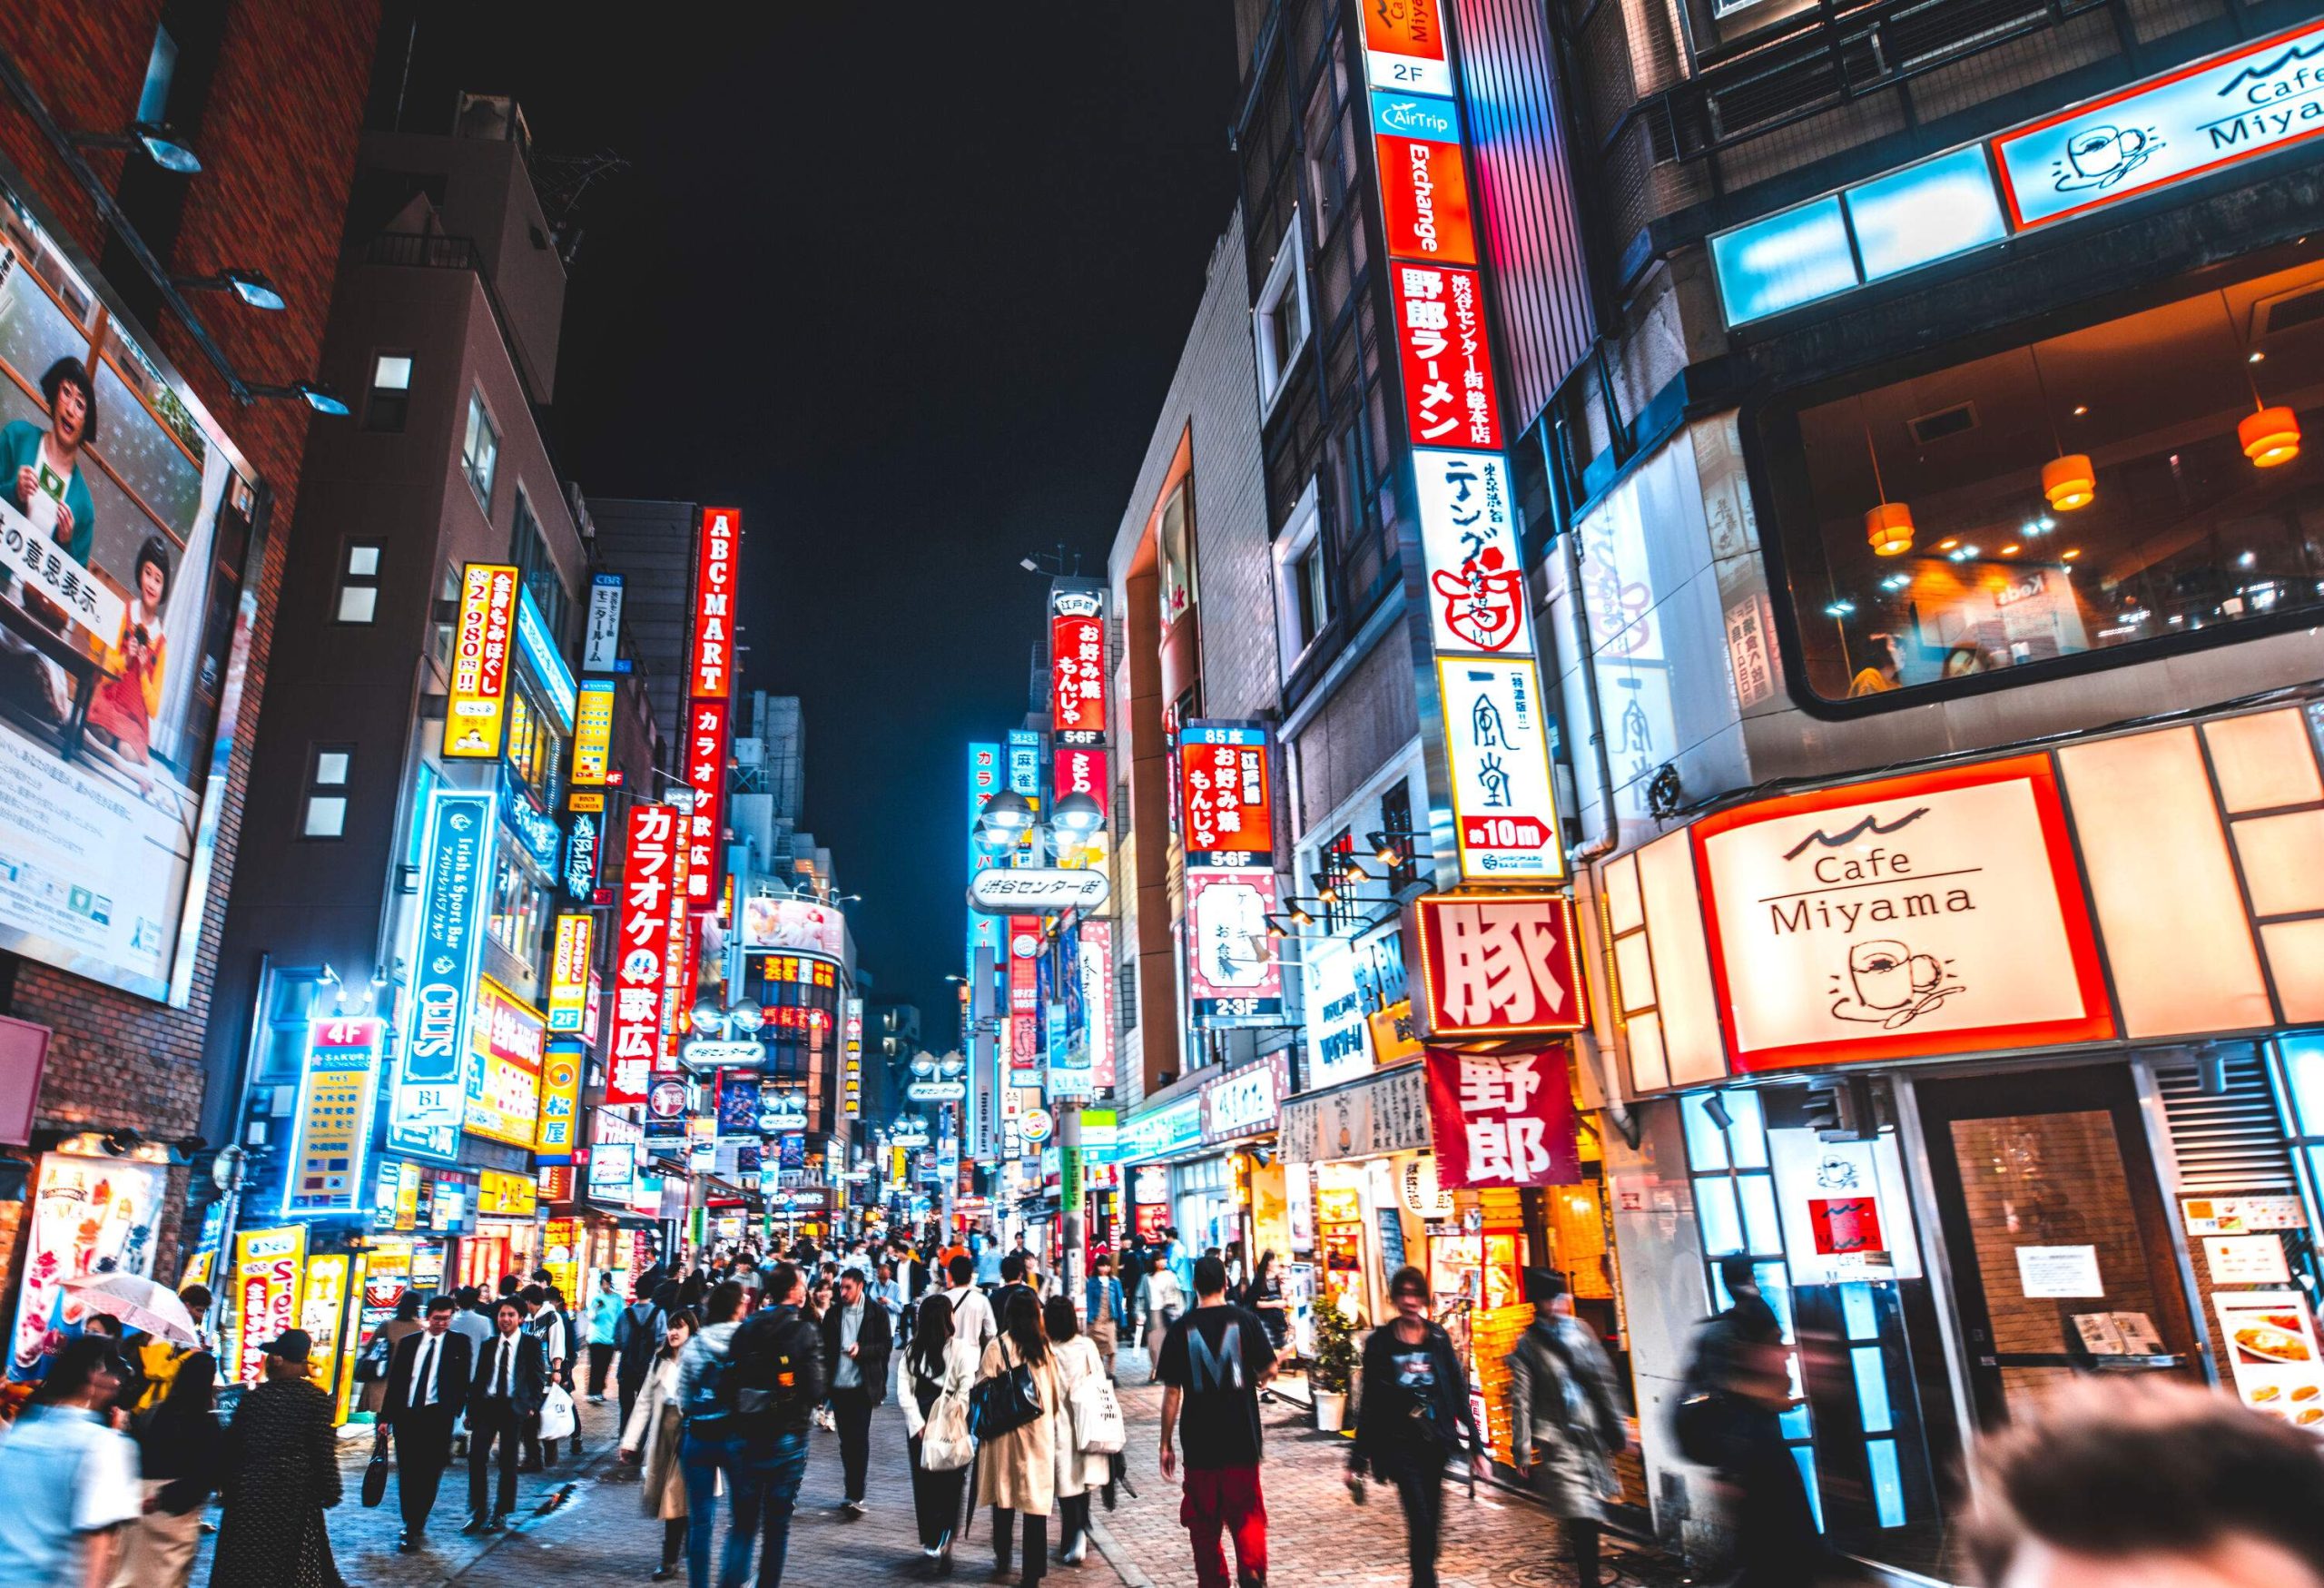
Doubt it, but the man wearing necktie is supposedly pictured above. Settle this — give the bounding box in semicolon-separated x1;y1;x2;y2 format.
464;1299;547;1533
384;1296;474;1552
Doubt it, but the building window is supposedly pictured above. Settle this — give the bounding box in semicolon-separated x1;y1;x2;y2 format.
429;561;460;673
1273;485;1329;678
503;679;560;802
510;488;569;644
301;745;352;838
1771;254;2324;705
336;542;381;624
461;388;499;512
487;839;551;970
365;352;412;432
1253;217;1310;416
1380;779;1419;892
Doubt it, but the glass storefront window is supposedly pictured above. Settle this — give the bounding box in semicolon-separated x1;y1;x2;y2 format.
1767;252;2323;703
2280;1033;2324;1138
488;837;550;972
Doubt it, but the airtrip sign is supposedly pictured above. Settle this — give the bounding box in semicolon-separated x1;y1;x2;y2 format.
1692;755;2115;1071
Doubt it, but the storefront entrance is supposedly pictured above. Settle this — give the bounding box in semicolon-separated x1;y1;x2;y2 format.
1915;1064;2204;1430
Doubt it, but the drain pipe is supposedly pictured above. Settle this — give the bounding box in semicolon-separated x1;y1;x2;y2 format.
1550;421;1640;1149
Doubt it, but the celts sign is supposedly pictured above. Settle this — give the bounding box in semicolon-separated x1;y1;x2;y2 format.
969;867;1110;915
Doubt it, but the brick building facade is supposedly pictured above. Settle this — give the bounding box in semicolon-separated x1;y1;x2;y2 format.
0;0;378;1294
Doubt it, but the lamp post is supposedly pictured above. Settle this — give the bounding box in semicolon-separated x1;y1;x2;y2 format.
974;787;1107;1305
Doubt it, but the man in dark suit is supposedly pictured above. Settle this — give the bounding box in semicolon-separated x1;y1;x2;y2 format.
464;1297;547;1532
383;1295;474;1552
819;1267;894;1516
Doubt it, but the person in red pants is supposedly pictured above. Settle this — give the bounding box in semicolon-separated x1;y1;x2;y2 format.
1157;1255;1276;1588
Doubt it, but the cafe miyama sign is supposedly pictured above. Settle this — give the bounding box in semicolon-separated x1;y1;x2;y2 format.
1693;755;2113;1072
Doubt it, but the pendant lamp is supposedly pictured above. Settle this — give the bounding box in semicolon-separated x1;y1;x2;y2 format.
2223;288;2301;469
2028;344;2093;511
1861;405;1912;556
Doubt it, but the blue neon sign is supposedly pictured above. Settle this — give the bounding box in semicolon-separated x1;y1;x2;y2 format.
516;585;576;732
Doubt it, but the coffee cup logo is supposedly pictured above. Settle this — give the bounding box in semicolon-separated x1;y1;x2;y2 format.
2053;123;2160;193
1829;937;1965;1029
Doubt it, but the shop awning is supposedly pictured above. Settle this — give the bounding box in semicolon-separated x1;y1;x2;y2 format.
1279;1060;1429;1165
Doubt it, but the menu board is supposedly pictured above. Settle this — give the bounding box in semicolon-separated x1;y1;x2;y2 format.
2216;1290;2324;1429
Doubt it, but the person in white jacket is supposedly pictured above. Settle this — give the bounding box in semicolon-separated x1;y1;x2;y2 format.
1137;1257;1186;1383
900;1292;980;1576
1043;1295;1113;1566
617;1309;699;1583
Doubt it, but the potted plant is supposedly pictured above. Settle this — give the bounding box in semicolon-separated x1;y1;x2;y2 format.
1311;1300;1356;1433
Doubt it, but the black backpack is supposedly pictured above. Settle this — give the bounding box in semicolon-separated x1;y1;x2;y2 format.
691;1308;815;1435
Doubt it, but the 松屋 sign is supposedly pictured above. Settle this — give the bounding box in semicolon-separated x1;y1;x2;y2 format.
445;563;517;759
1423;1046;1580;1189
1994;17;2324;227
1692;755;2114;1071
1408;893;1588;1040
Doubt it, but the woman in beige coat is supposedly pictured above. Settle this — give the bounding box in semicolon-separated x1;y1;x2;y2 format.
1042;1295;1110;1567
976;1287;1065;1584
619;1309;698;1583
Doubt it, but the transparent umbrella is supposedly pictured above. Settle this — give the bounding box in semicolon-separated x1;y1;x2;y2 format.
62;1272;201;1347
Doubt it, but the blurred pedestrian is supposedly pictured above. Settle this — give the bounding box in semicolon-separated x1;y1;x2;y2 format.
126;1283;212;1421
383;1294;474;1552
1349;1265;1485;1588
1968;1381;2324;1587
619;1307;699;1583
944;1255;996;1357
701;1264;824;1588
0;1336;140;1586
1246;1252;1290;1403
77;1315;147;1421
1507;1270;1626;1588
902;1293;976;1576
115;1346;220;1587
1157;1255;1274;1588
616;1282;670;1435
1139;1256;1186;1384
1043;1295;1110;1566
359;1289;425;1417
587;1270;624;1404
211;1330;340;1588
976;1287;1065;1585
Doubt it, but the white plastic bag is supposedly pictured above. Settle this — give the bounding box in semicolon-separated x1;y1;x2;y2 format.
1071;1373;1125;1455
920;1388;975;1472
537;1384;576;1442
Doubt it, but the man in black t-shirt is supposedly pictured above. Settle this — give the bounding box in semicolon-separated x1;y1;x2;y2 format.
1158;1254;1275;1588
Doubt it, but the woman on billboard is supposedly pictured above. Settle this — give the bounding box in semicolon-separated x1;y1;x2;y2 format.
83;534;172;800
0;356;98;723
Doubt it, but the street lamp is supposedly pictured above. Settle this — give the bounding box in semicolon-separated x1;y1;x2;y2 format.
1050;789;1104;839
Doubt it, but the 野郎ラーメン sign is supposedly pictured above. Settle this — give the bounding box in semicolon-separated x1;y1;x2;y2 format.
1994;17;2324;228
1178;722;1274;865
445;563;517;759
283;1017;383;1217
1436;657;1566;880
547;912;592;1033
1049;587;1107;746
1393;262;1502;449
391;789;494;1159
1690;755;2113;1072
1422;1046;1580;1189
1408;893;1588;1040
466;978;547;1148
606;804;677;1105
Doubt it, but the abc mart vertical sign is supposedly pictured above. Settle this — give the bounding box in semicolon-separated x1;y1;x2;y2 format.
1357;2;1565;884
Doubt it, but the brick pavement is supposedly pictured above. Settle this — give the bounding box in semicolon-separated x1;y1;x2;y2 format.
190;1352;1689;1587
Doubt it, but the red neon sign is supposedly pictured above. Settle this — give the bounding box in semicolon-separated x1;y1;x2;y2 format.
1393;262;1502;450
1362;0;1447;60
691;508;740;699
608;804;675;1105
684;695;731;904
1377;132;1476;264
1049;594;1106;745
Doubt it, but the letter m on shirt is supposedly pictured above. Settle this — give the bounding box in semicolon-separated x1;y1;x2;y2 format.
1188;1322;1245;1391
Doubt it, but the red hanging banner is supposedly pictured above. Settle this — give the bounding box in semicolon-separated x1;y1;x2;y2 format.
1423;1045;1580;1189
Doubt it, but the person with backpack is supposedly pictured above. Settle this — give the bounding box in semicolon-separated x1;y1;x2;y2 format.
1157;1255;1276;1588
1507;1270;1626;1588
616;1286;669;1435
682;1267;825;1588
1347;1265;1486;1588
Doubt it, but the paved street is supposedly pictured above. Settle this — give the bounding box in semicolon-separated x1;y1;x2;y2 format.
190;1353;1686;1588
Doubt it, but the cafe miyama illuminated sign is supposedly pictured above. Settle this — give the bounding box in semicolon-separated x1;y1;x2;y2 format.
1355;2;1565;883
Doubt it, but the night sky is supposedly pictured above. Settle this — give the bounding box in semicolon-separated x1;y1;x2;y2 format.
391;6;1244;1038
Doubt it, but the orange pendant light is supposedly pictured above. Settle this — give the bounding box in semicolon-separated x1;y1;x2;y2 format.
1865;500;1915;556
2029;344;2093;511
2041;454;2096;510
2240;405;2300;468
